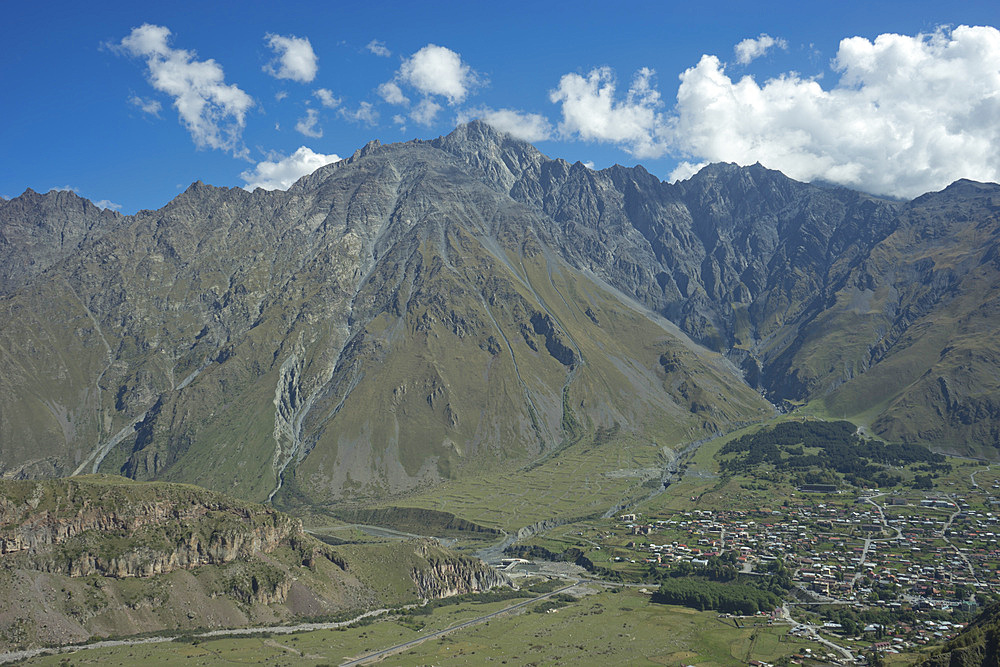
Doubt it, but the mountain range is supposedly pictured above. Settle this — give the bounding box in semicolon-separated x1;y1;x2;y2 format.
2;121;998;508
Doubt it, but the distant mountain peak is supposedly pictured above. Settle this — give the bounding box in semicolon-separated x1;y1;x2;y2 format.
443;118;514;143
436;120;542;158
430;121;547;193
350;138;383;161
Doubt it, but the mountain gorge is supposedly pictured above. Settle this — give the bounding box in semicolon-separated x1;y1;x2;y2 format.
2;121;998;508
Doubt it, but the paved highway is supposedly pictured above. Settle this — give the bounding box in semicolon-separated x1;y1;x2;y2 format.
339;581;580;666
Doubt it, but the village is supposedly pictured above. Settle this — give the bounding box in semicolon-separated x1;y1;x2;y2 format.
602;485;1000;655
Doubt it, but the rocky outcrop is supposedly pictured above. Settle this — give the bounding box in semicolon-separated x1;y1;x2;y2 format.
529;312;576;366
0;478;518;653
0;499;296;556
0;478;301;578
515;518;572;541
0;188;121;296
30;517;298;579
218;561;294;606
409;542;509;599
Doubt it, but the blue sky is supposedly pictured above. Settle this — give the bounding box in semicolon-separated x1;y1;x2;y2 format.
3;1;1000;213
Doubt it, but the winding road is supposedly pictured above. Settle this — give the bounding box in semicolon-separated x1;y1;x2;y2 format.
851;494;903;588
938;508;977;580
338;581;580;666
779;604;855;662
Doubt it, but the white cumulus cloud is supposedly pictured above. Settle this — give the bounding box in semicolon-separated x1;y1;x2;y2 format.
458;107;552;142
340;102;379;126
241;146;340;191
398;44;478;104
734;33;788;65
667;161;708;183
366;39;391;57
378;82;409;105
550;25;1000;197
93;199;123;211
550;66;668;158
119;24;253;156
295;108;322;138
410;99;441;126
263;33;318;83
670;24;1000;198
129;94;162;116
313;88;340;108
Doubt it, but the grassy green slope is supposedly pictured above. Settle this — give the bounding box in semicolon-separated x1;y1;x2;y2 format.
774;182;1000;456
302;227;773;527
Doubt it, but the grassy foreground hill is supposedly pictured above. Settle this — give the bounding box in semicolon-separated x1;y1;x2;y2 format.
0;476;506;651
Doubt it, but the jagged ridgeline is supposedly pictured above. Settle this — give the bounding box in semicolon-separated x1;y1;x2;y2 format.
1;121;999;505
0;476;507;650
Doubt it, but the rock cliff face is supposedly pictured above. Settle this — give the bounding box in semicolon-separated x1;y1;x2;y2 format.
0;477;510;651
409;542;510;599
0;477;301;578
435;123;903;361
1;121;999;505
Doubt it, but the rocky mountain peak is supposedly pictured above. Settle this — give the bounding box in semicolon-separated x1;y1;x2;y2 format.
914;177;1000;204
0;186;121;295
350;138;383;161
432;120;547;192
1;124;999;506
436;119;530;153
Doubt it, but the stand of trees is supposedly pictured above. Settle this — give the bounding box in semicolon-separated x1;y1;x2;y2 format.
717;420;950;487
651;578;781;614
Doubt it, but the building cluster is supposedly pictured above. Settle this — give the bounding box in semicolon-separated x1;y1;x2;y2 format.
613;493;1000;649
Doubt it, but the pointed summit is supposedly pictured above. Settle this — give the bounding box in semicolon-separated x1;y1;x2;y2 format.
439;119;512;146
433;121;546;193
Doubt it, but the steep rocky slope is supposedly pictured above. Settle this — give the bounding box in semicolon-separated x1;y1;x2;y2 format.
814;180;1000;453
0;188;121;296
435;122;1000;454
435;123;903;366
1;121;998;506
0;476;506;651
0;125;772;505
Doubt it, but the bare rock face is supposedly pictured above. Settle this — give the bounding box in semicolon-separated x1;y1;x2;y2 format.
409;541;510;599
0;478;301;579
0;188;121;296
